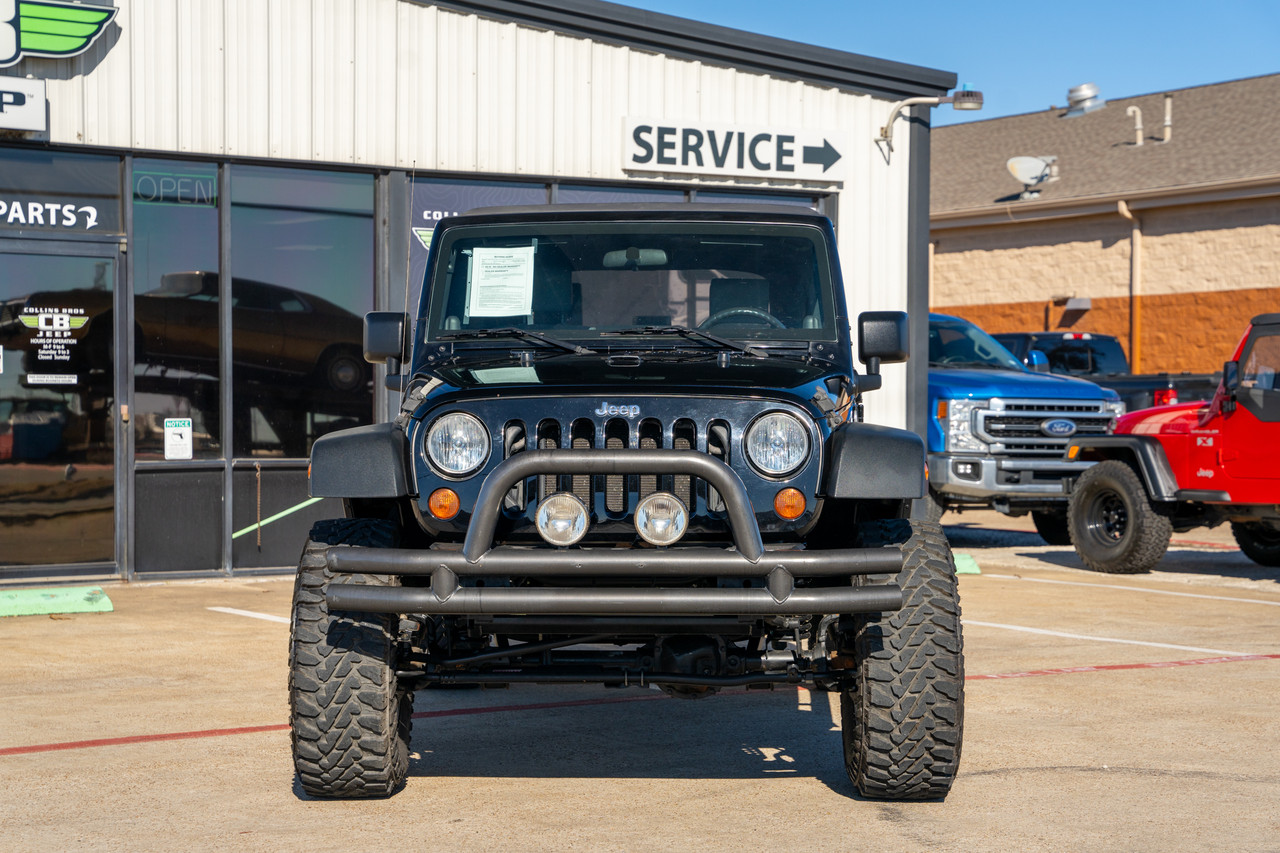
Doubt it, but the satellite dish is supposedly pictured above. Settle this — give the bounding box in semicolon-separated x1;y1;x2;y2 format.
1006;155;1059;199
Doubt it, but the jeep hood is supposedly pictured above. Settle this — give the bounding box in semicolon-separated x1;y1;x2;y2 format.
429;351;838;393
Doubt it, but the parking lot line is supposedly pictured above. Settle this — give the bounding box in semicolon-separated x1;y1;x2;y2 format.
965;619;1245;655
968;654;1280;681
981;573;1280;607
207;606;290;624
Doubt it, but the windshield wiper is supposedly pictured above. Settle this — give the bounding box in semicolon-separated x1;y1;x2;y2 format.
604;325;766;357
440;327;597;355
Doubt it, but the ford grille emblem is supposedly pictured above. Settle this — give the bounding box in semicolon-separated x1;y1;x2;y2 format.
1041;418;1077;438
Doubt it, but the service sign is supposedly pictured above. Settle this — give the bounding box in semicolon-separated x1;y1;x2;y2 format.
624;118;844;181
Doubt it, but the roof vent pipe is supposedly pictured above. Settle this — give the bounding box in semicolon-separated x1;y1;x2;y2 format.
1064;82;1105;117
1127;105;1144;145
1163;93;1173;142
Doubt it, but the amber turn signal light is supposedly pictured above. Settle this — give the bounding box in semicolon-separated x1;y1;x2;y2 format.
428;488;461;520
774;488;805;520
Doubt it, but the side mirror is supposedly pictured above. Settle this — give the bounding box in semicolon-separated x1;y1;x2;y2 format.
857;311;909;377
1027;349;1050;373
1223;360;1239;392
364;311;407;375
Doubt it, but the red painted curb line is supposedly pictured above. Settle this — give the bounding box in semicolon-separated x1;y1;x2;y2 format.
4;654;1278;757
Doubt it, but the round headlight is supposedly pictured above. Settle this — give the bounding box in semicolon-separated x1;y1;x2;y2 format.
745;412;810;477
634;492;688;546
425;412;490;476
536;492;589;547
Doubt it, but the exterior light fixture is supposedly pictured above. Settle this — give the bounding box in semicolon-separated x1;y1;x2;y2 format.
876;87;984;150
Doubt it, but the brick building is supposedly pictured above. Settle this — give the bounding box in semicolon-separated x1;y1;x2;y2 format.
930;74;1280;373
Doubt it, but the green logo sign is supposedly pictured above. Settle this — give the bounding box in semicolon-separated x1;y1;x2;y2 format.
0;0;117;68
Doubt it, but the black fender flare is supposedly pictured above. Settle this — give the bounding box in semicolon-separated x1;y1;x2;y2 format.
824;423;926;500
1067;435;1179;501
309;422;412;498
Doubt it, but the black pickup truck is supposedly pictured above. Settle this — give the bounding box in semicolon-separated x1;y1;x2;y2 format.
993;331;1221;413
290;203;964;802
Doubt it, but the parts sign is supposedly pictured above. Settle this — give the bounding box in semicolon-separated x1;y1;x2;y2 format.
624;118;843;181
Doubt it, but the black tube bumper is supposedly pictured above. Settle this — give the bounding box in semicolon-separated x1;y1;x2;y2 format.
324;448;905;617
326;582;903;616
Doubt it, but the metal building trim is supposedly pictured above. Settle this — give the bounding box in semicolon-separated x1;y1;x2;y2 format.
417;0;956;99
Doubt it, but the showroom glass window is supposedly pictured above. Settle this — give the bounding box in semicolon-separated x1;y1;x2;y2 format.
131;159;221;459
229;166;374;458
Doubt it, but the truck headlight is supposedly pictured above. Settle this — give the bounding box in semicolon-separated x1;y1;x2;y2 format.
745;412;810;477
425;412;490;476
941;398;986;453
1104;399;1126;421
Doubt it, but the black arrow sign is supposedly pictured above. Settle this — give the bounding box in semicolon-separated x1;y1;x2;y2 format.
803;139;841;172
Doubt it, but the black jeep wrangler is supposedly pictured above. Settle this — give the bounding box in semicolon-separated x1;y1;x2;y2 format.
289;204;963;801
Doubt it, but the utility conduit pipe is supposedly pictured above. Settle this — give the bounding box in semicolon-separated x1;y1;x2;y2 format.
1118;200;1143;373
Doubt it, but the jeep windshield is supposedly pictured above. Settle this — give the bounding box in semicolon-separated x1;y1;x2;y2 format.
422;221;837;349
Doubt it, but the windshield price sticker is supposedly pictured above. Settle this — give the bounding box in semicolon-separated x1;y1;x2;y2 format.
467;246;536;318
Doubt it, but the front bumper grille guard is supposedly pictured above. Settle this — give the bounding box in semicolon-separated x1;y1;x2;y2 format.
326;449;904;616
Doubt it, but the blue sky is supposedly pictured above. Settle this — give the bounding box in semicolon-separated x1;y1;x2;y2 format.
617;1;1280;126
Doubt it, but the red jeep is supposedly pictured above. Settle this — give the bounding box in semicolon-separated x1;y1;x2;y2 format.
1064;313;1280;573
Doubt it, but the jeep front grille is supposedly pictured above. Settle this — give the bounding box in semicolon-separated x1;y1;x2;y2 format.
522;416;715;514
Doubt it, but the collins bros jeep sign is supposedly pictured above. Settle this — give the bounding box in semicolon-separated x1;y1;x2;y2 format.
0;0;116;67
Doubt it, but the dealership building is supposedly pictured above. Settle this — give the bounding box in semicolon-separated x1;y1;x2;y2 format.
0;0;957;580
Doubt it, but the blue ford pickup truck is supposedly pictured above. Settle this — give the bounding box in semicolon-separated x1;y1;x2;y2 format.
926;313;1125;543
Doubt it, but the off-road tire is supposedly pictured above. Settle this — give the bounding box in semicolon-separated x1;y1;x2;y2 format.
1067;460;1171;573
289;518;412;799
1231;522;1280;567
1031;510;1072;546
842;518;964;800
920;487;947;524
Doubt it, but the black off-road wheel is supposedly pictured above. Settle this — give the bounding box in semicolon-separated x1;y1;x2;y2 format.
289;518;412;799
1031;509;1072;546
1067;460;1171;574
1231;522;1280;567
841;518;964;800
920;487;947;524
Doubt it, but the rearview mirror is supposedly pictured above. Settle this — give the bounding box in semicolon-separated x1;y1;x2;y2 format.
857;311;909;374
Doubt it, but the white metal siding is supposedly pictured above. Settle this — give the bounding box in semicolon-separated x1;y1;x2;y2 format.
17;0;915;426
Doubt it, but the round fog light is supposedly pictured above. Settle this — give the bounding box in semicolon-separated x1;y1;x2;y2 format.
536;493;588;547
634;492;688;546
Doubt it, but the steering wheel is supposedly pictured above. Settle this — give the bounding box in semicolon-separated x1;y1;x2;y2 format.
698;307;786;330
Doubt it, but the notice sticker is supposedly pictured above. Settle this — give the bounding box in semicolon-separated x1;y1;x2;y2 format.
164;418;193;460
467;246;535;318
26;374;77;385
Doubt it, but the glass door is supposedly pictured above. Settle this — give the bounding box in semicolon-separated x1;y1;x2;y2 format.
0;241;123;574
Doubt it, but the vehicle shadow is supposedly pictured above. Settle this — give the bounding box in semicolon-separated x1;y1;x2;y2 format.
942;523;1045;549
403;685;863;797
1018;546;1280;584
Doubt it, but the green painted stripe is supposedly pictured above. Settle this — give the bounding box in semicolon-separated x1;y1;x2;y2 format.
18;32;89;53
19;2;112;24
954;552;981;575
232;497;325;540
20;17;101;37
0;586;113;618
